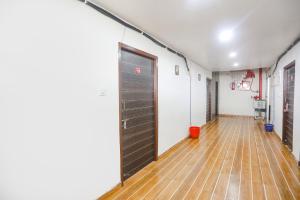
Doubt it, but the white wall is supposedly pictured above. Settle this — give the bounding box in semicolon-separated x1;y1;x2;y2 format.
270;42;300;162
219;69;266;116
189;60;212;126
0;0;210;199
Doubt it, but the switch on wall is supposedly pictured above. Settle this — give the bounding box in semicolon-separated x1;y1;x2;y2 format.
96;89;107;96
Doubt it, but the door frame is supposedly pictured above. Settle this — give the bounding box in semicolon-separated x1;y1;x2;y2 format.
215;81;219;116
118;42;158;184
206;78;212;122
282;60;295;150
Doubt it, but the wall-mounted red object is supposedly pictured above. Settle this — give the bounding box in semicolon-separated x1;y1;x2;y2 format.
253;95;260;100
244;70;255;79
259;68;262;99
231;82;236;90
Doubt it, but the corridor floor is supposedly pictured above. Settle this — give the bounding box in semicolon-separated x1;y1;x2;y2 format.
100;116;300;200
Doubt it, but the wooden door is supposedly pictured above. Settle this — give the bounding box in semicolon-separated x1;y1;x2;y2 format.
282;61;295;151
206;78;212;122
119;43;158;182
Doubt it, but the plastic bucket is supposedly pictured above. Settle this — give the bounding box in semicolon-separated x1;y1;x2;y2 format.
189;126;200;139
264;124;273;132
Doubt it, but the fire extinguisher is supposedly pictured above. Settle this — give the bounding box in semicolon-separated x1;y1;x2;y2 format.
231;82;235;90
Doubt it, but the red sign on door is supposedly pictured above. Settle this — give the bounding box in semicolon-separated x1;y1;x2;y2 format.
135;67;141;75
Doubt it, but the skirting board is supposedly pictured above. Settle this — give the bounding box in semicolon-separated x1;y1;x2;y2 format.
97;183;122;200
158;136;189;160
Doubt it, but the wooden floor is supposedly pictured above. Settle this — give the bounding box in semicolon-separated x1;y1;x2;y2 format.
100;116;300;200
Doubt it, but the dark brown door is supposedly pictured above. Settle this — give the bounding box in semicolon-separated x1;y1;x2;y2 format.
282;61;295;151
206;78;212;122
119;43;158;182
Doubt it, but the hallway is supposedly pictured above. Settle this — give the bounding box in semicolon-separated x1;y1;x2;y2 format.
1;1;300;199
101;117;300;200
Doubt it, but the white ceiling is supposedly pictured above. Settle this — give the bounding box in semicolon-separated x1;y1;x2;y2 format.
94;0;300;71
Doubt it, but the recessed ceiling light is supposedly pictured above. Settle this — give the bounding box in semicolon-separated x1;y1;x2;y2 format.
229;52;237;58
233;62;239;67
219;29;233;42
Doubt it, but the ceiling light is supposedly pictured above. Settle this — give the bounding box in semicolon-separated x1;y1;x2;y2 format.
229;52;237;58
233;62;239;67
219;29;233;42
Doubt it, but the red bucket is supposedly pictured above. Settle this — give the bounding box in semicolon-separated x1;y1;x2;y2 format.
189;126;200;139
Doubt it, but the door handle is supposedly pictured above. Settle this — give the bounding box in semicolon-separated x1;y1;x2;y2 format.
122;100;126;111
284;103;289;112
121;100;127;129
122;119;127;129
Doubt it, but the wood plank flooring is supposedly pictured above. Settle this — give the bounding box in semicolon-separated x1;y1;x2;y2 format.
100;116;300;200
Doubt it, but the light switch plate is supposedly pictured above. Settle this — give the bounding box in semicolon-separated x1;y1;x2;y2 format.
96;89;106;96
175;65;180;76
